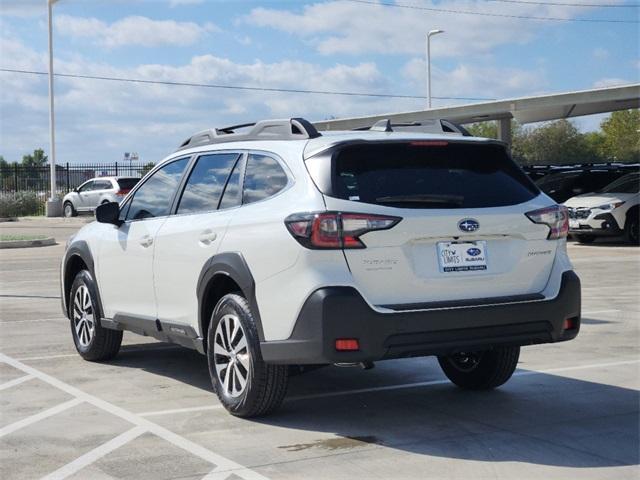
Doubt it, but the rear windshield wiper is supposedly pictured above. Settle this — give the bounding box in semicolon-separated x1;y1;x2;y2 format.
375;194;464;206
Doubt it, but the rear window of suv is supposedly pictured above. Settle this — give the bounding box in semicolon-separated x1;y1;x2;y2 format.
323;142;538;209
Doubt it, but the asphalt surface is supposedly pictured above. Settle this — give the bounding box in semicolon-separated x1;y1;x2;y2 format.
0;217;638;480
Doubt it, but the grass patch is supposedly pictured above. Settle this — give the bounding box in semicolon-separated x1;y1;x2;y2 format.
0;234;49;241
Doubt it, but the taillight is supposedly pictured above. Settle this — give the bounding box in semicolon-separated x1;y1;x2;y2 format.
116;189;130;196
285;212;401;249
525;205;568;240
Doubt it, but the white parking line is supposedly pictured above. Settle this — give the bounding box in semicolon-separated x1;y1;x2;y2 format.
0;318;65;325
0;398;82;438
41;426;147;480
0;374;34;391
15;345;183;362
140;404;223;417
0;353;269;480
581;309;621;315
138;358;640;418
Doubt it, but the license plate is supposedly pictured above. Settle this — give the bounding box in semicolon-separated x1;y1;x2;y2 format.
569;219;579;229
437;241;487;273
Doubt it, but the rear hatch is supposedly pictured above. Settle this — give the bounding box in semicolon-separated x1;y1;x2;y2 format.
305;140;558;308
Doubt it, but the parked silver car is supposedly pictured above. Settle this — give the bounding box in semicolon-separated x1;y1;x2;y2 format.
62;177;139;217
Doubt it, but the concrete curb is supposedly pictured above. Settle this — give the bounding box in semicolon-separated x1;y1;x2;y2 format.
0;217;18;223
0;237;56;249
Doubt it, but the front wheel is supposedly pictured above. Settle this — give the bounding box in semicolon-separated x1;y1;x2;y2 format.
69;270;122;361
438;346;520;390
207;293;288;417
63;201;77;218
625;212;639;245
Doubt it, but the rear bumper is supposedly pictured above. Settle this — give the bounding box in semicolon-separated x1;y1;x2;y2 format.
261;271;581;365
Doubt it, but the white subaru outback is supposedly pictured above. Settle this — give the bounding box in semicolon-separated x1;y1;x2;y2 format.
61;118;581;417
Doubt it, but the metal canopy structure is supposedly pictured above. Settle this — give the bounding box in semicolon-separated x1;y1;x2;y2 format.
313;84;640;145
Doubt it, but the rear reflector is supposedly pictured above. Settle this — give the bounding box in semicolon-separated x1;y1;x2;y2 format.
335;339;360;351
563;317;578;330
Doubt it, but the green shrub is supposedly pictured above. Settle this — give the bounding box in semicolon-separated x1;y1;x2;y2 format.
0;193;45;217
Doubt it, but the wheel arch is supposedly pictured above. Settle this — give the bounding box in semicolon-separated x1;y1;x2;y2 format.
197;252;263;352
625;204;639;224
62;241;102;319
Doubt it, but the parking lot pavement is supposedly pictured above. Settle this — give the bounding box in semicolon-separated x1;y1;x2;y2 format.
0;218;638;480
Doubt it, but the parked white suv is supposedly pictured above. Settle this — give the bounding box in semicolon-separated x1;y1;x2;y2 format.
564;172;639;244
61;118;581;417
62;176;139;217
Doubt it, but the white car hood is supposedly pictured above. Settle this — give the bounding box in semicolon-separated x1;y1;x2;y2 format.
564;192;635;209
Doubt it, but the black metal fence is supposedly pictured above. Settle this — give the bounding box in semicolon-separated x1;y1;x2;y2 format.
0;163;152;216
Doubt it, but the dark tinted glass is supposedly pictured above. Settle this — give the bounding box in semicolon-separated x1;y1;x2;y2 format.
94;180;112;190
219;157;243;209
243;154;288;204
601;174;640;193
78;181;95;192
117;178;139;190
331;142;538;209
177;153;240;214
126;158;189;220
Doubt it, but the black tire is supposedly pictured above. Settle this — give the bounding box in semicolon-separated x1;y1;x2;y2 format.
69;270;122;361
575;234;596;244
624;210;639;245
438;346;520;390
207;293;288;418
63;201;77;218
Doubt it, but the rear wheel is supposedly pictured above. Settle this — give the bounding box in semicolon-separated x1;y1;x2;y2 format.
69;271;122;361
63;201;77;218
575;234;595;244
438;346;520;390
207;293;288;417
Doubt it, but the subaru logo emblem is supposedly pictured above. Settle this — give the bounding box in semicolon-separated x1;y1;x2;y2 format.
467;247;481;256
458;219;479;232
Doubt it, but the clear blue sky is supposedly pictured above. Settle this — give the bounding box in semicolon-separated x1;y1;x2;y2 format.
1;0;638;163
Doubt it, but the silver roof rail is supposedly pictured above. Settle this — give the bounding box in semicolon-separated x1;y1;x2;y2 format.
176;117;321;151
354;118;471;136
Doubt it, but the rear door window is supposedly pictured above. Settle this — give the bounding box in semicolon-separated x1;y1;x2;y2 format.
242;154;288;205
324;142;538;209
177;153;241;214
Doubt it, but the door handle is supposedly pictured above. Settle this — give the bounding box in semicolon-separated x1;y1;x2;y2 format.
139;235;153;248
199;230;217;245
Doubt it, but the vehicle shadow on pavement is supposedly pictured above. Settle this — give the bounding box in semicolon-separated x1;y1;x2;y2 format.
265;368;640;469
108;345;638;468
112;343;213;391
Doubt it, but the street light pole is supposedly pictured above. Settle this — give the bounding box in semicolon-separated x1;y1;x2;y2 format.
426;29;444;109
46;0;62;217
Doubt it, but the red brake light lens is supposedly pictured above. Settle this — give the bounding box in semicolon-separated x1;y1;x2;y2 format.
525;205;569;240
116;189;131;196
285;212;401;249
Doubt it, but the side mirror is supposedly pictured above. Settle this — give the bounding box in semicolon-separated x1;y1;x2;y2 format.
96;202;122;226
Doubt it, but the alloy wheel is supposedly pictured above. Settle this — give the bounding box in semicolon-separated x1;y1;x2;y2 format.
213;314;250;398
73;285;95;347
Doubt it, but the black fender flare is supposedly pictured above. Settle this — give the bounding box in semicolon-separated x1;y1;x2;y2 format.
196;252;264;343
61;241;103;319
